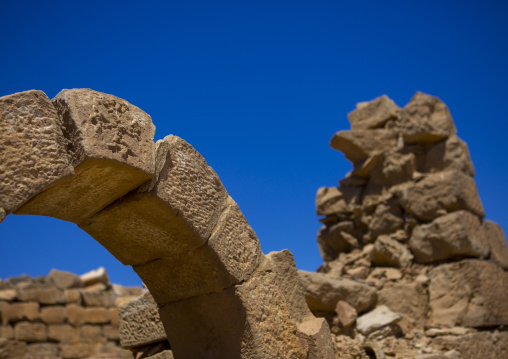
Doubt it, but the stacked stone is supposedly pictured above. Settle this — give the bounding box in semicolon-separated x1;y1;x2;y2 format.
0;268;143;359
308;93;508;358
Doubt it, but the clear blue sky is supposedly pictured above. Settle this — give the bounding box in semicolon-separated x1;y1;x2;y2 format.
1;1;507;286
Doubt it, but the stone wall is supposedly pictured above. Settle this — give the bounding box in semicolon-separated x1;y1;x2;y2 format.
0;268;143;359
305;93;508;358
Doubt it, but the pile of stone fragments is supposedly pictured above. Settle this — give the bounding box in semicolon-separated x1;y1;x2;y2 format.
303;92;508;358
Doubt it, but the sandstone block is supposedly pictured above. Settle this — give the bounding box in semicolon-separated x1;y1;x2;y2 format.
14;322;47;342
27;343;60;358
95;342;133;359
431;332;508;359
60;343;92;358
66;305;110;325
482;220;508;269
317;221;359;261
40;306;66;324
48;269;82;289
80;136;229;266
424;135;475;177
17;88;155;224
0;90;73;214
80;267;109;287
399;92;457;143
1;302;39;325
329;129;398;164
370;235;414;267
80;325;103;341
103;325;120;340
0;289;16;301
82;290;115;307
348;95;400;130
0;325;13;339
296;317;335;359
64;289;82;304
16;284;64;305
409;210;489;263
367;200;404;240
428;260;508;327
298;270;377;313
48;324;80;343
0;339;27;358
378;281;428;327
119;291;166;349
356;305;402;336
398;170;485;221
316;186;361;216
335;300;357;328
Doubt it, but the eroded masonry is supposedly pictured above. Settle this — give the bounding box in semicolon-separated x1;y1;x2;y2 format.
0;89;334;359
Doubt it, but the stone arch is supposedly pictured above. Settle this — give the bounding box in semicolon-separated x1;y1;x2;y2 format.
0;89;334;358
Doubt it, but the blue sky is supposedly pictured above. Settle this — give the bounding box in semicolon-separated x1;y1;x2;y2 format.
1;1;507;286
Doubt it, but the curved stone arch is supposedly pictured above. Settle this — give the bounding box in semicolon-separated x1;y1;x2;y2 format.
0;89;334;359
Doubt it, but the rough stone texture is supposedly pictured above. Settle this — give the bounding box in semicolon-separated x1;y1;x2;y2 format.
424;135;475;177
119;291;166;349
348;95;400;130
483;220;508;269
356;305;402;336
317;221;359;261
17;88;155;224
329;129;398;164
0;90;74;214
431;331;508;359
48;324;80;343
335;300;357;328
1;302;40;325
80;267;109;287
398;170;485;221
14;322;47;342
82;290;115;307
40;306;66;324
16;284;65;305
297;317;335;359
66;305;111;326
27;343;60;358
316;186;361;216
370;235;414;267
409;210;489;263
428;260;508;327
48;269;82;289
299;270;377;313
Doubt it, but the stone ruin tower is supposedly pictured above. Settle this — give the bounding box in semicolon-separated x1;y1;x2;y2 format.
306;93;508;358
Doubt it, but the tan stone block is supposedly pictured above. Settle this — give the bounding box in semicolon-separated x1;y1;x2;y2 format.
40;306;66;324
94;341;133;359
329;129;398;164
0;325;13;339
398;170;485;221
82;290;115;307
27;343;60;358
119;291;166;348
80;325;103;342
64;289;82;305
17;88;155;224
1;302;39;325
296;317;335;359
102;325;119;341
48;269;82;289
48;324;80;343
348;95;401;130
60;343;92;358
371;234;414;267
0;90;74;214
315;186;361;216
14;322;47;342
378;282;428;328
66;305;110;325
108;308;119;328
0;290;16;301
80;136;228;266
80;267;109;287
483;220;508;270
16;284;65;304
424;135;475;177
0;339;28;358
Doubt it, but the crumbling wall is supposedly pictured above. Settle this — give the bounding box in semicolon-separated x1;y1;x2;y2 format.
0;89;335;359
0;268;142;358
305;93;508;358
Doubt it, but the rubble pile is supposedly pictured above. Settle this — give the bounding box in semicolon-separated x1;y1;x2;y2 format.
0;268;143;359
305;93;508;358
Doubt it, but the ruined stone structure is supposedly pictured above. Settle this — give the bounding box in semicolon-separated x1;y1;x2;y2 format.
0;268;141;358
0;89;334;359
306;93;508;358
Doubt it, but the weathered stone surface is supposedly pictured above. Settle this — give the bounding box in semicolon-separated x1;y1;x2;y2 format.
317;221;359;261
330;129;398;164
82;290;115;307
483;220;508;269
398;92;456;143
409;210;489;263
48;324;80;343
424;135;475;177
80;325;103;341
119;291;166;349
0;289;16;301
432;332;508;359
0;326;13;339
0;338;27;358
371;235;413;267
1;302;39;325
299;270;377;313
103;325;120;341
348;95;400;130
80;267;109;287
356;305;402;336
40;306;66;324
378;281;428;327
14;322;47;342
316;186;361;216
428;260;508;327
16;284;64;305
66;305;110;325
27;343;59;358
80;136;229;266
64;289;81;304
398;170;485;221
335;300;358;328
60;343;92;358
17;88;155;223
0;90;73;214
297;317;335;359
48;269;82;289
0;208;5;224
367;201;404;241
